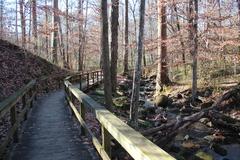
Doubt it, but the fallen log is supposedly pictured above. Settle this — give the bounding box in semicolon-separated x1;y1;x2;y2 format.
142;85;240;141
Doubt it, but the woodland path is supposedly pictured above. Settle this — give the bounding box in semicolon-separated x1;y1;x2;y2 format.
9;81;99;160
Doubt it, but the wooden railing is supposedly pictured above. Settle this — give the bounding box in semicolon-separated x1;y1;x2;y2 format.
64;70;175;160
0;80;37;155
0;74;66;156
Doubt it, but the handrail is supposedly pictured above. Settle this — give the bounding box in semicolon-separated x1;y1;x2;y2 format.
64;70;175;160
0;74;67;156
0;80;37;155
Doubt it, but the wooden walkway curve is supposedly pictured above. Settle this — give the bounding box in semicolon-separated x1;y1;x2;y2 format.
10;89;98;160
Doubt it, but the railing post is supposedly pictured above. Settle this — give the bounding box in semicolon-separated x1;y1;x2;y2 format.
87;73;89;89
97;71;99;83
92;72;95;84
10;106;18;143
30;89;33;108
22;95;27;120
80;102;85;136
79;75;82;90
102;125;111;158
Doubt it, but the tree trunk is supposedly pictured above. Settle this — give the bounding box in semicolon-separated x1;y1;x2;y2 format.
0;0;4;39
173;0;186;75
130;0;146;128
156;0;170;92
101;0;113;110
32;0;37;53
28;3;32;49
15;0;18;43
110;0;119;94
188;0;198;102
19;0;26;48
123;0;129;74
78;0;83;71
51;0;58;64
45;0;49;60
65;0;69;68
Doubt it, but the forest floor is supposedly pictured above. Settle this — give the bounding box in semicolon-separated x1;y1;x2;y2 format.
0;39;69;101
88;73;240;160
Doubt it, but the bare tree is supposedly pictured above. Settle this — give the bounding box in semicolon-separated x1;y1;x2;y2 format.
15;0;18;43
45;0;49;60
130;0;146;128
78;0;83;71
173;0;186;75
32;0;37;53
156;0;171;93
65;0;69;68
0;0;4;39
101;0;113;110
188;0;198;102
110;0;119;93
19;0;26;48
123;0;129;74
51;0;58;64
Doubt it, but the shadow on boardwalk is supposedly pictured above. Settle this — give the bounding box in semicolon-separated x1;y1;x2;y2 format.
9;89;99;160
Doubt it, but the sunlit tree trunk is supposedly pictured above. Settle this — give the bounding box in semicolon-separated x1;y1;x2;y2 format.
173;0;186;75
123;0;129;74
65;0;69;68
32;0;37;53
45;0;49;60
101;0;113;110
156;0;170;93
188;0;198;102
51;0;58;64
19;0;26;48
78;0;83;71
130;0;146;128
15;0;18;43
110;0;119;93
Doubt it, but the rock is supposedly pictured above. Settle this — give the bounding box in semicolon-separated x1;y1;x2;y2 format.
206;121;213;128
182;141;200;149
184;135;190;141
154;95;169;107
195;151;213;160
199;118;210;124
113;96;129;110
210;143;227;156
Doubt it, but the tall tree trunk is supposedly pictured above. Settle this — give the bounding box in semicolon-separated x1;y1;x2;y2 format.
173;0;186;75
143;47;146;67
0;0;4;39
78;0;83;71
130;0;146;128
123;0;129;74
101;0;113;110
28;2;32;49
20;0;26;48
57;17;66;66
45;0;49;60
188;0;198;102
51;0;58;64
32;0;37;53
156;0;170;92
15;0;18;43
110;0;119;94
65;0;69;68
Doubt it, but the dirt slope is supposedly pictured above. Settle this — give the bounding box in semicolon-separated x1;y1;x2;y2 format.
0;39;69;100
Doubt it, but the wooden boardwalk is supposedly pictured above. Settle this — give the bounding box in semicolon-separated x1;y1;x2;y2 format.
9;88;98;160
